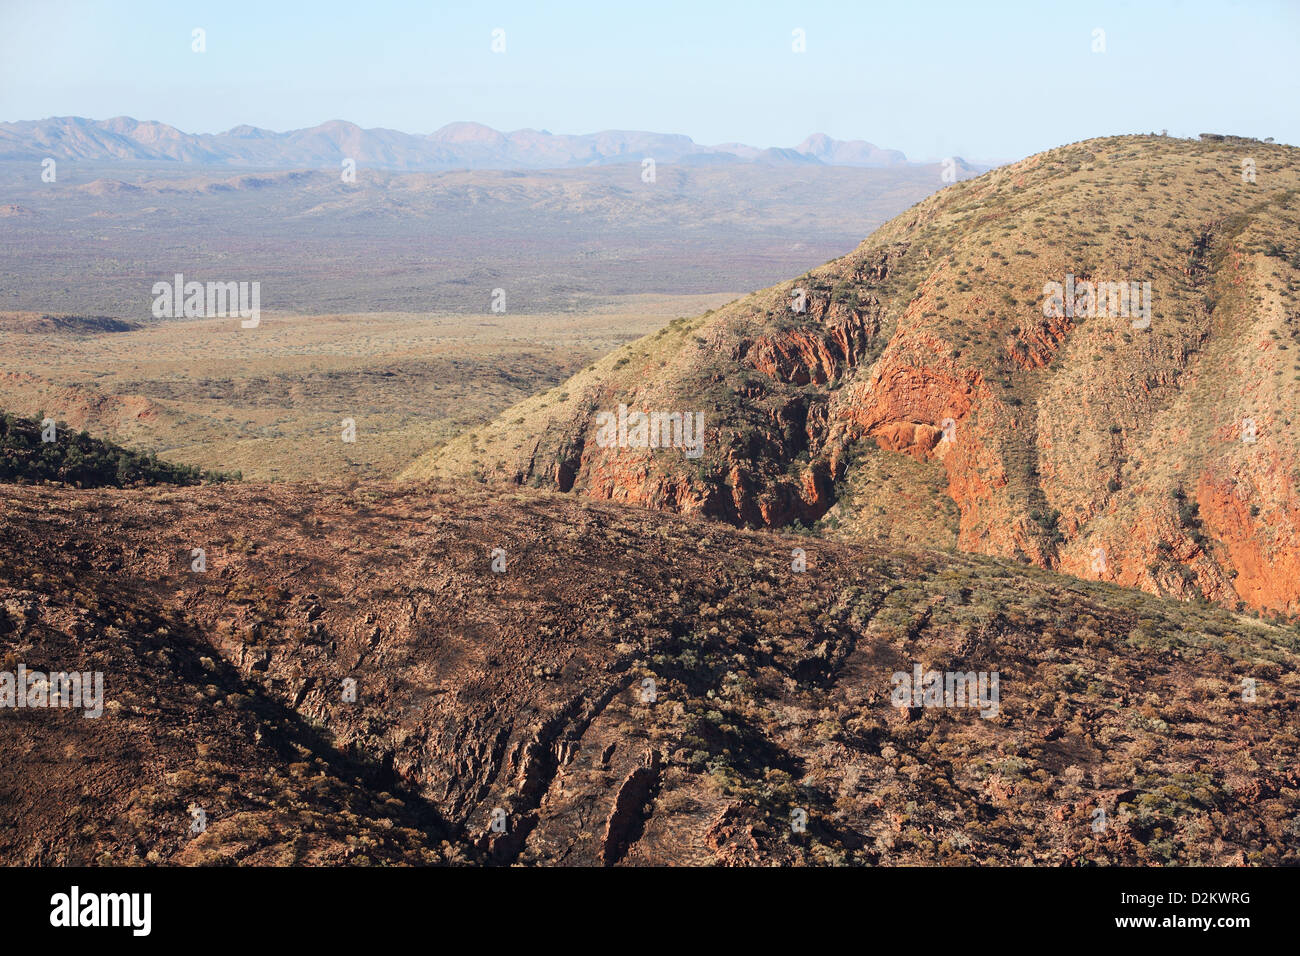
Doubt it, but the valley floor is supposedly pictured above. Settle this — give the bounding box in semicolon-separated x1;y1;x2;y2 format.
0;296;735;481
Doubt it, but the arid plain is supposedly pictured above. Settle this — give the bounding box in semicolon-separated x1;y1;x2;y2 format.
0;296;735;480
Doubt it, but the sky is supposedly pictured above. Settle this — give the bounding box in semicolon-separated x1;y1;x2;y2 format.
1;0;1297;163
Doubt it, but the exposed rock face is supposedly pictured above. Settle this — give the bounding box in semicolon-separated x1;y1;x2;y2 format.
1197;463;1300;614
4;481;1298;865
406;134;1300;616
736;296;881;385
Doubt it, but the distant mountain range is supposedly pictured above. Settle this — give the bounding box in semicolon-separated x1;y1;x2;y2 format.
0;116;964;171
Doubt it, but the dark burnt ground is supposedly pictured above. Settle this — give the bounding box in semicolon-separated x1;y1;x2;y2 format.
1;480;1297;865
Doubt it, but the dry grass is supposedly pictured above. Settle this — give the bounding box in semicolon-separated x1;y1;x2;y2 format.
0;293;735;480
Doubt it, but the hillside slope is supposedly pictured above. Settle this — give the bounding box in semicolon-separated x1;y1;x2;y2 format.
2;481;1297;865
404;134;1300;616
0;409;235;487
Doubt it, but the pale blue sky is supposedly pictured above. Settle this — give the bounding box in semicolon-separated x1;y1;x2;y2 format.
1;0;1296;162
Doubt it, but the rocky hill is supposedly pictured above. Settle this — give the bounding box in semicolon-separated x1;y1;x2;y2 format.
2;481;1297;865
404;134;1300;618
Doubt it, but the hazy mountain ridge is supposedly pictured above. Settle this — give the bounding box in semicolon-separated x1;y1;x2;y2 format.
0;116;964;171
